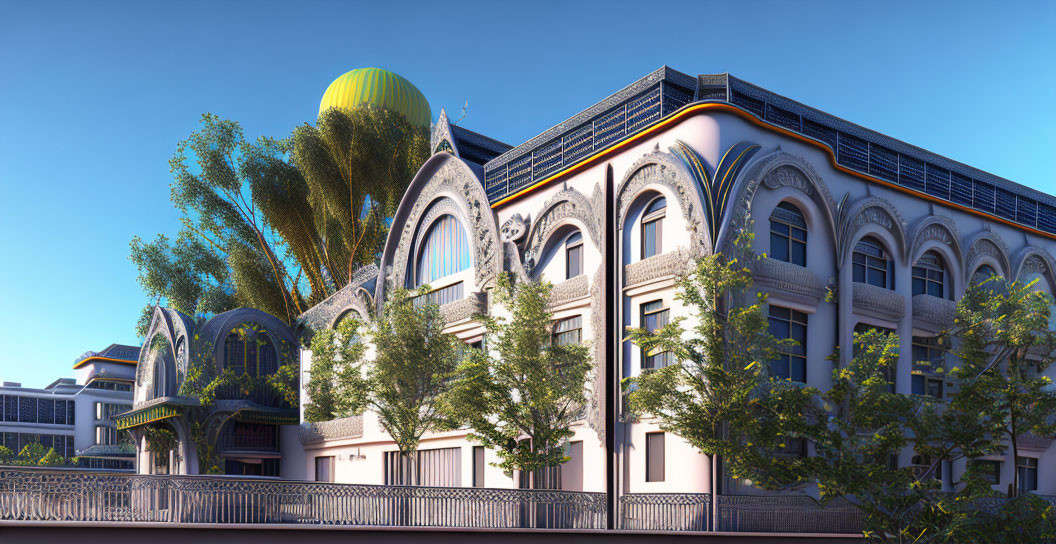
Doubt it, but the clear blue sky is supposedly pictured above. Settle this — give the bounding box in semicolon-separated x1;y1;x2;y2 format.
0;0;1053;387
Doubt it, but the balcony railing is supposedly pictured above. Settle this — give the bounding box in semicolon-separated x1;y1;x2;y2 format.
0;469;604;529
619;493;710;531
716;495;863;534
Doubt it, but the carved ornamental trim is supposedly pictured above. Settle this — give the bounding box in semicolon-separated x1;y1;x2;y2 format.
550;274;590;307
524;189;600;274
439;292;487;325
964;231;1012;280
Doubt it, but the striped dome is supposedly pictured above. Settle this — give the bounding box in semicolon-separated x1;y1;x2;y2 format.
319;68;431;128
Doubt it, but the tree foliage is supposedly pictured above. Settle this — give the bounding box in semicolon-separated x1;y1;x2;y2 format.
445;275;592;485
304;316;368;423
130;108;428;335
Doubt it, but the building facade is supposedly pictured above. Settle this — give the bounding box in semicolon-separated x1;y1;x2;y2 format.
0;344;139;470
293;66;1056;500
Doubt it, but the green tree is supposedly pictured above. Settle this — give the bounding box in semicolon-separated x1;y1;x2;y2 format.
304;316;368;423
368;287;461;483
626;227;815;491
446;275;592;488
291;107;429;286
944;274;1056;497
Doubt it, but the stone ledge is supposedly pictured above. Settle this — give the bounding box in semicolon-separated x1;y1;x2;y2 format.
852;283;905;322
751;258;824;304
439;292;487;324
911;294;956;332
624;250;692;288
550;275;589;307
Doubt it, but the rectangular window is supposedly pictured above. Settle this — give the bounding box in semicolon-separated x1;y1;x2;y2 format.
642;218;661;258
852;239;892;289
384;447;461;486
768;306;807;382
95;425;118;446
646;432;665;482
911;454;943;482
1018;456;1038;494
3;396;15;422
414;282;464;307
18;397;36;424
473;446;485;488
566;236;583;279
55;400;67;425
971;459;1001;484
641;301;673;369
911;336;945;398
315;456;335;483
553;316;583;346
562;441;584;491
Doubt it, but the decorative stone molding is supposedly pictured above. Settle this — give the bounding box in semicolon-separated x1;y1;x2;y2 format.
135;306;194;406
722;150;838;254
297;265;377;332
413;198;465;252
837;196;907;266
751;257;825;305
439;292;487;324
500;213;528;243
624;250;693;288
912;294;956;332
908;216;962;264
1017;434;1054;452
299;415;364;445
550;274;589;307
1013;246;1056;284
524;189;600;274
587;248;607;441
616;152;710;257
964;231;1012;280
852;283;905;322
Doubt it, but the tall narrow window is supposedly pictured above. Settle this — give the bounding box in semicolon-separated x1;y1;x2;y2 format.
1018;457;1038;494
641;196;666;259
646;432;665;482
472;446;485;488
315;456;335;482
913;252;946;298
911;336;945;398
768;306;807;382
553;316;583;346
565;232;583;279
770;202;807;266
416;215;471;286
852;237;893;289
640;301;673;369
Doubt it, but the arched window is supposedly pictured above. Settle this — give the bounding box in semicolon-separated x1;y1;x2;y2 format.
852;237;893;289
972;265;998;286
641;196;666;259
770;202;807;266
565;231;583;279
912;251;946;298
224;333;277;378
416;215;470;286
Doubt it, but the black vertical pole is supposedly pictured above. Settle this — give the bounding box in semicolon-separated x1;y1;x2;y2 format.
604;165;618;530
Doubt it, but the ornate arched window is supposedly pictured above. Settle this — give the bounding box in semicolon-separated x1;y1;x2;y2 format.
641;196;666;259
912;251;946;298
152;352;167;399
224;333;246;375
852;237;893;289
770;202;807;266
416;215;470;286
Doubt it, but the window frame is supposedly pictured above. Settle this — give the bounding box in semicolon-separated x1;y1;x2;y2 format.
852;237;894;289
1017;456;1038;494
640;196;666;260
911;336;946;399
315;456;335;483
769;202;808;266
645;432;665;482
768;305;808;383
912;252;946;298
565;231;584;279
640;300;673;370
553;315;583;346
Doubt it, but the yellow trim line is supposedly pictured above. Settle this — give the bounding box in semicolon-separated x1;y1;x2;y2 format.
73;356;138;369
489;102;1056;243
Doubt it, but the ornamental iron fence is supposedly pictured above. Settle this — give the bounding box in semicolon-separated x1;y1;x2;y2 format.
0;469;605;529
618;493;710;531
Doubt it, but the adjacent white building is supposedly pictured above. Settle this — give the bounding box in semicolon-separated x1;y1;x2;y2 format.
1;344;139;470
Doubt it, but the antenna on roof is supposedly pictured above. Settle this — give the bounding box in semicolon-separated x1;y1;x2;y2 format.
454;99;469;125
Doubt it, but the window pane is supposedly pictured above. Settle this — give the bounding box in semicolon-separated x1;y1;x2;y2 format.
644;197;667;216
868;268;886;288
853;264;865;283
646;433;665;482
790;241;806;266
928;281;942;298
770;233;789;262
642;221;656;258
